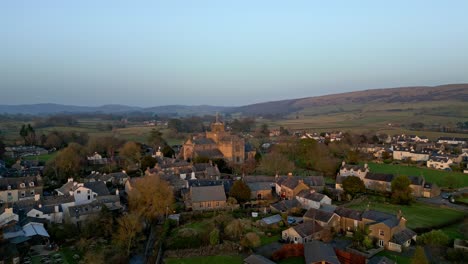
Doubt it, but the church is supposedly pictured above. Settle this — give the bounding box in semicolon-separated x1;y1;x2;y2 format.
182;116;252;164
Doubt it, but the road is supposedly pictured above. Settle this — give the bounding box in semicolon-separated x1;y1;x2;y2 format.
416;196;468;213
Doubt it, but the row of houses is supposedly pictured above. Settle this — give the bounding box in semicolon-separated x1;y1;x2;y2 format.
335;162;440;198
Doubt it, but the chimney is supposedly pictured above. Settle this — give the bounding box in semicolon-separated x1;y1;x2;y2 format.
38;204;42;208
34;194;40;201
116;189;120;196
287;172;293;177
342;161;346;166
54;205;59;213
67;178;74;183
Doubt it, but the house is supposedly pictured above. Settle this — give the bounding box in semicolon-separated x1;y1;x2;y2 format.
364;173;394;193
56;178;99;205
295;190;331;210
86;171;129;185
275;175;310;200
0;208;19;227
189;185;227;211
67;201;105;224
392;146;429;162
336;162;369;190
0;175;43;203
193;162;221;179
3;221;50;244
362;210;416;251
282;221;323;244
437;137;467;145
304;240;340;264
247;182;274;200
27;204;63;224
334;207;363;233
270;199;301;214
303;208;340;230
427;156;453;170
244;254;276;264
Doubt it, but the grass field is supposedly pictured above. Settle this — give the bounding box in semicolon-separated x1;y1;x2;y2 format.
345;196;466;230
165;255;243;264
366;162;468;188
375;251;411;264
23;152;58;162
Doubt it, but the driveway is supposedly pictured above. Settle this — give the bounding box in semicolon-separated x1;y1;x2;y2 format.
416;196;468;212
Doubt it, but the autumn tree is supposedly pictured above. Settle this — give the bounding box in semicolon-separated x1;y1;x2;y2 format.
119;141;142;172
225;219;243;240
128;175;174;224
86;136;124;158
411;246;429;264
113;212;143;256
229;180;251;203
391;175;413;205
147;129;167;150
241;232;261;249
47;143;84;181
342;176;366;199
257;151;295;176
20;124;36;145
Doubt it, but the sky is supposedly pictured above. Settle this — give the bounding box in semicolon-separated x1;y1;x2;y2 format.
1;1;468;107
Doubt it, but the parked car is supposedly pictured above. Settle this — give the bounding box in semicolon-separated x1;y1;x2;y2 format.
441;192;452;199
287;217;296;225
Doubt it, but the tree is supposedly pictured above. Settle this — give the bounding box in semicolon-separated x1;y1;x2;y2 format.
119;141;142;172
113;212;143;256
0;136;5;159
411;246;429;264
50;143;84;180
257;123;270;137
140;156;157;170
162;145;175;158
342;176;365;198
391;175;413;205
229;180;251;203
418;230;449;247
128;175;174;224
241;232;261;249
209;228;220;246
225;219;243;240
257;151;295;176
147;129;167;149
279;126;289;136
19;123;36;145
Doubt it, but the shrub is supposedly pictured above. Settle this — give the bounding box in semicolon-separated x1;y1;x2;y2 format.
240;232;261;249
418;230;449;247
225;219;243;240
209;229;220;246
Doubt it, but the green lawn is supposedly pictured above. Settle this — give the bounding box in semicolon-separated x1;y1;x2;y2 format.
345;196;466;230
376;251;411;264
23;152;58;162
259;233;281;246
165;255;243;264
366;162;468;188
441;221;468;240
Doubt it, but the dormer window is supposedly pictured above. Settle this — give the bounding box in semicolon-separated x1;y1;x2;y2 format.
29;182;34;187
20;183;25;188
7;185;11;190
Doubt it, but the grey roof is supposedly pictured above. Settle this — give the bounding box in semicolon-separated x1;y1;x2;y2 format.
194;149;224;158
363;210;400;228
304;240;340;264
190;185;226;202
292;221;323;238
248;182;274;192
188;179;234;193
243;175;276;183
244;254;276;264
334;207;362;220
270;199;301;212
0;176;40;190
391;228;416;244
261;214;282;225
84;181;110;196
303;208;335;223
68;201;103;217
365;173;394;183
320;204;337;213
42;195;75;206
296;190;327;202
56;181;74;195
193;138;216;145
303;176;325;187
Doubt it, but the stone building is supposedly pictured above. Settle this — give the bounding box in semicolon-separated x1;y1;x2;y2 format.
182;116;251;164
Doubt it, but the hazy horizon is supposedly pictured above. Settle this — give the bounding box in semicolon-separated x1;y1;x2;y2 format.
2;1;468;107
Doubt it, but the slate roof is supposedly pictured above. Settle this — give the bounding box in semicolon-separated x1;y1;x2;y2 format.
303;176;325;187
368;256;395;264
194;149;224;158
193;138;216;145
304;240;340;264
334;207;362;220
291;221;323;238
303;208;335;223
296;190;327;202
248;182;273;192
243;175;276;183
362;210;400;228
0;176;40;190
190;185;226;203
68;201;103;218
270;199;300;212
244;254;276;264
260;214;282;225
365;173;394;183
188;179;234;194
84;181;110;196
56;181;75;195
391;228;417;244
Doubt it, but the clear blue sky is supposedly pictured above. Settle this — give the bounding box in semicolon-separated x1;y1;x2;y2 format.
1;1;468;106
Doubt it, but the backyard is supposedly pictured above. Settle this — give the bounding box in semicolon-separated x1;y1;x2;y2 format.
366;162;468;188
345;195;466;230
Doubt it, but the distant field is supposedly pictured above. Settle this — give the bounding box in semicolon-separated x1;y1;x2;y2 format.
165;255;243;264
345;196;465;230
23;152;58;162
366;162;468;188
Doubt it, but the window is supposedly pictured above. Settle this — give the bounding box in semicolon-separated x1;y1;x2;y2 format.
87;195;90;200
20;183;25;188
30;190;35;195
379;230;384;236
77;190;81;194
87;190;90;194
200;203;203;208
7;192;12;196
21;191;25;197
216;202;219;207
207;202;211;208
379;240;384;247
29;182;34;187
36;214;39;217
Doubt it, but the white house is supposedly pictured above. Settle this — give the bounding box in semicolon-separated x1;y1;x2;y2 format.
0;208;19;227
27;204;63;224
56;178;99;205
295;190;331;210
87;152;103;161
427;156;453;170
392;148;429;162
335;162;369;190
